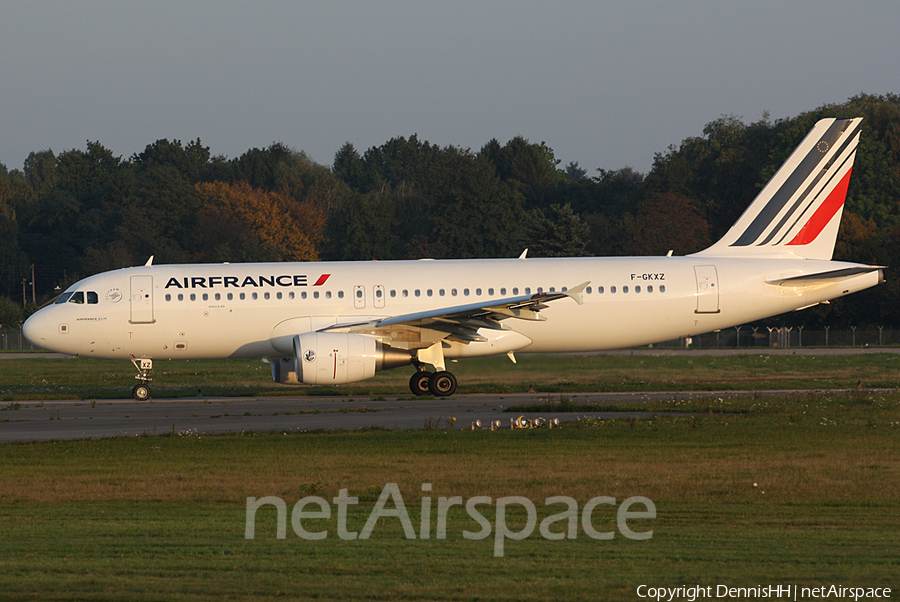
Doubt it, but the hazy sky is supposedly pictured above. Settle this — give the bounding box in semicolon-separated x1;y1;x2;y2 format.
1;1;896;175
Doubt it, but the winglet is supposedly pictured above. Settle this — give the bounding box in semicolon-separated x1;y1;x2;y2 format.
565;281;590;305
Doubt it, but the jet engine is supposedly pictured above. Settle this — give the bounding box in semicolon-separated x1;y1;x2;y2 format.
290;332;412;385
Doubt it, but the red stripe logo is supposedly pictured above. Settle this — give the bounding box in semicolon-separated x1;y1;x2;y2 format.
787;168;852;246
313;274;331;286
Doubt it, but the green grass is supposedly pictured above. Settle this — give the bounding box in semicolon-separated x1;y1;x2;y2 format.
1;391;899;600
1;352;900;399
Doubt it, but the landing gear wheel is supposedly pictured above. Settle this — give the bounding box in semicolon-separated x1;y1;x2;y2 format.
428;371;457;397
409;372;432;396
132;383;151;401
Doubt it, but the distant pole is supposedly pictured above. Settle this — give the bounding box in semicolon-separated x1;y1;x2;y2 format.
31;264;36;304
22;278;26;308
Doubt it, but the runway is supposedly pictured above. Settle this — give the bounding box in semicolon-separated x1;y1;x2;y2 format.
0;388;880;443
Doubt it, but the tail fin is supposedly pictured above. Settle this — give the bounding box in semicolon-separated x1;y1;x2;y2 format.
692;117;863;260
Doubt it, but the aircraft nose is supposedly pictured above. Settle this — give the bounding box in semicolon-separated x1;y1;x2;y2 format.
22;311;47;348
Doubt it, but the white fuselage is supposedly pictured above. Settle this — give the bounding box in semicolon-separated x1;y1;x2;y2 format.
23;256;880;362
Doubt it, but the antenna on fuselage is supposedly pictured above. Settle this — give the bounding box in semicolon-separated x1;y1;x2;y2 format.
144;256;154;266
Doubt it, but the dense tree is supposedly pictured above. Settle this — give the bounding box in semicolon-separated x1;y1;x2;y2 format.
523;203;590;257
0;295;24;328
192;182;324;262
423;147;526;258
633;193;710;256
133;138;211;183
2;93;899;329
479;136;562;204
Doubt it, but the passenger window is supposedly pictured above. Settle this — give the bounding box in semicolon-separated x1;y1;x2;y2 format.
611;286;617;294
476;288;482;295
623;286;629;293
586;286;592;294
301;292;307;299
190;294;196;301
228;293;234;300
178;294;184;301
427;289;433;297
215;293;221;301
240;292;246;300
512;288;518;295
598;286;605;294
338;291;344;299
500;288;507;295
252;293;258;300
635;286;641;293
464;288;470;296
165;294;171;302
660;285;666;293
313;292;319;299
87;291;98;304
202;293;209;301
324;291;330;299
525;288;531;295
68;292;85;304
647;286;653;293
488;288;494;295
415;290;421;297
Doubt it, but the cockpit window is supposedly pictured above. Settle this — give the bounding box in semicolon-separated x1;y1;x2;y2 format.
87;291;98;304
55;292;74;304
68;292;85;304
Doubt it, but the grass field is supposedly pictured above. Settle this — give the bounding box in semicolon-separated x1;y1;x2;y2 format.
1;400;898;600
1;355;899;600
2;351;900;400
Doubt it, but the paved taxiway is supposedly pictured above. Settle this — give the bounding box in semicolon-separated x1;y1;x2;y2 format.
2;348;896;442
0;388;888;443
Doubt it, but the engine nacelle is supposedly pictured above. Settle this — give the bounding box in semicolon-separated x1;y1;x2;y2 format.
291;332;412;385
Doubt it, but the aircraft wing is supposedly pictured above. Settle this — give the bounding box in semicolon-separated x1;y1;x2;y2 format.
325;281;589;346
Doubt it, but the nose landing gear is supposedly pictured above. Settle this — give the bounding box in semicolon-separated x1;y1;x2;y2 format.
131;358;153;401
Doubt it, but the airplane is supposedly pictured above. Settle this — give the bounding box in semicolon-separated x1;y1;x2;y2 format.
23;117;883;401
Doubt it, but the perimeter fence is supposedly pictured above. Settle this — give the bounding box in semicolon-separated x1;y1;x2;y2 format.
657;325;898;349
2;326;899;353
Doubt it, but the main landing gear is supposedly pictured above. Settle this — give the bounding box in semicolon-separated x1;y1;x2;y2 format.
409;370;458;397
131;358;153;401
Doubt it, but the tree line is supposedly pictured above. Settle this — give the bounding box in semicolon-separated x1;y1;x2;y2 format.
1;93;898;329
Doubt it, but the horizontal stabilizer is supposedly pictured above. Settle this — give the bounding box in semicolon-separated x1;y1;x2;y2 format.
766;266;884;286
